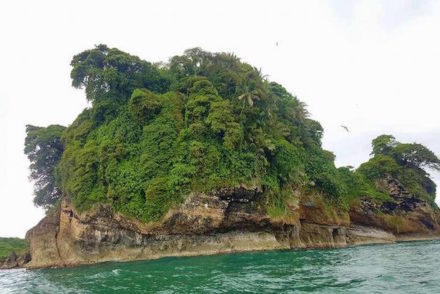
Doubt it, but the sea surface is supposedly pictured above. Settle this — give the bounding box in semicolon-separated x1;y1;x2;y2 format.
1;240;439;293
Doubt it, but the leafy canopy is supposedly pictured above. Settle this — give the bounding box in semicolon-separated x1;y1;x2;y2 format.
25;45;439;219
71;44;169;104
59;45;344;221
359;135;440;202
24;124;65;208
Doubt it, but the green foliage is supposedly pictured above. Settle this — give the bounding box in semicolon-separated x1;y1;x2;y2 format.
337;167;393;203
266;186;293;218
128;89;162;124
71;44;170;104
304;147;345;199
371;135;397;156
0;238;28;261
29;45;402;219
357;155;400;179
24;124;66;209
371;135;440;171
394;143;440;170
359;135;440;202
271;140;305;186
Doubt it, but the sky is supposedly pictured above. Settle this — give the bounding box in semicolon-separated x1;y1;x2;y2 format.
1;0;440;237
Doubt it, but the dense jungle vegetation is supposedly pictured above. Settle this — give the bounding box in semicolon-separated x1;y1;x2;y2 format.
24;45;440;221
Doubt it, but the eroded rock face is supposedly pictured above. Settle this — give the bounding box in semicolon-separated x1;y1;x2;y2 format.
24;184;440;269
25;211;64;268
350;176;440;235
27;189;301;268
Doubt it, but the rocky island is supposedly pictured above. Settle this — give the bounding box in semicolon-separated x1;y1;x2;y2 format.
5;45;439;269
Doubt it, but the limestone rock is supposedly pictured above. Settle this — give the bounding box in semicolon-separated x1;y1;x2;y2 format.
23;184;440;269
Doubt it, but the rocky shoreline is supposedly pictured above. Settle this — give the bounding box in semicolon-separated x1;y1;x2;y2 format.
3;181;434;270
0;251;31;270
2;230;438;270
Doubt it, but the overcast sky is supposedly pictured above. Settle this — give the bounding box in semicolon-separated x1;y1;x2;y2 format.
1;0;439;237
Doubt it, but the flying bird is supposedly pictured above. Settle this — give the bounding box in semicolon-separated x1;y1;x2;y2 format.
340;125;350;132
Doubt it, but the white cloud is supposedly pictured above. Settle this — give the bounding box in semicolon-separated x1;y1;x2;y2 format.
0;0;439;237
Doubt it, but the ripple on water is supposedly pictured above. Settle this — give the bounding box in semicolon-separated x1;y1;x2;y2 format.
0;240;439;293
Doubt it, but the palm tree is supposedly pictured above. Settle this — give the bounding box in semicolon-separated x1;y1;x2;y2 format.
238;90;261;107
237;70;266;107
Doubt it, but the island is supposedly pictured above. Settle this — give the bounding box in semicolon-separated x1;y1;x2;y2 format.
3;45;439;269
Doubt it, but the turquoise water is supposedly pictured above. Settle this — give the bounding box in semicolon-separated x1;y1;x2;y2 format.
1;240;439;293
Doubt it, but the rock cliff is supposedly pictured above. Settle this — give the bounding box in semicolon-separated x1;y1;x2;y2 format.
349;176;440;237
23;179;439;269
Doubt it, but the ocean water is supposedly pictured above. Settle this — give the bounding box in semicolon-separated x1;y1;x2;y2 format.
0;240;439;293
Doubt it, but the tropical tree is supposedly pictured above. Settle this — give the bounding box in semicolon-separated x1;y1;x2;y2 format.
237;70;266;107
359;135;440;201
24;124;66;208
70;44;169;104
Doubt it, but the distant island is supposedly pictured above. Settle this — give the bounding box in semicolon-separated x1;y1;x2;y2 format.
3;45;439;269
